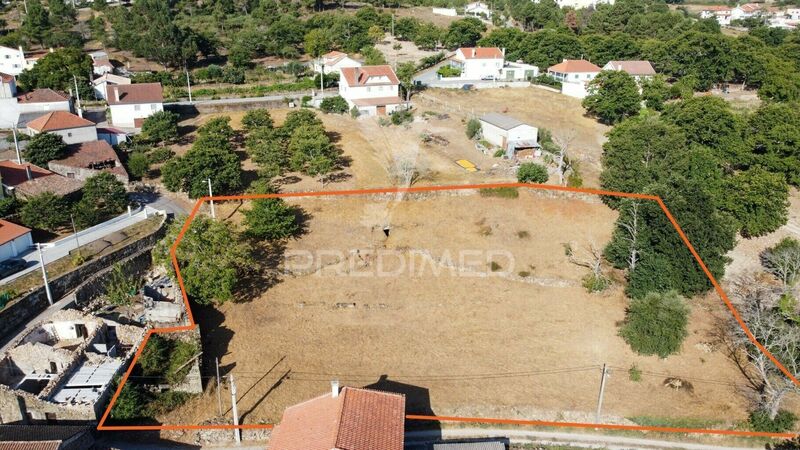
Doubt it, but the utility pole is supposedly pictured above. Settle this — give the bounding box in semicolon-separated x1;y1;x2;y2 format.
229;374;241;443
207;178;216;219
215;357;222;416
11;126;21;164
185;66;193;103
391;13;395;37
70;215;81;260
595;363;610;423
36;243;53;305
73;75;82;117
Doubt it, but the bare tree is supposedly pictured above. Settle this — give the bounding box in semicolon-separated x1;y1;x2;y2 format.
567;241;604;281
543;130;576;186
389;157;428;187
730;276;800;419
617;200;641;271
762;238;800;288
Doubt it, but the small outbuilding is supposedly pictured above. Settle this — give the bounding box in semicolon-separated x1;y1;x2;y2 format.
0;219;32;262
478;113;539;158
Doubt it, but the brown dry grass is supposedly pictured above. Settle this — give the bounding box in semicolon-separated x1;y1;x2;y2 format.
163;190;764;430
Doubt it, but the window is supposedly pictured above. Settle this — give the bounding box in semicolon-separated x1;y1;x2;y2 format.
150;104;157;111
67;132;72;137
66;172;75;179
573;74;579;80
3;55;8;59
367;87;371;92
134;104;141;111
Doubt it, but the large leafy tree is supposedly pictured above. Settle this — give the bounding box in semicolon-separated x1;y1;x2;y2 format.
582;70;641;125
153;216;252;304
17;47;92;93
443;17;486;49
243;198;300;240
20;0;51;47
721;167;789;238
23;132;67;167
140;111;180;144
74;172;128;228
747;102;800;184
20;192;69;231
620;290;689;358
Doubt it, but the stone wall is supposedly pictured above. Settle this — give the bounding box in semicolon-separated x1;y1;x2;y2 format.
73;249;154;305
0;216;167;342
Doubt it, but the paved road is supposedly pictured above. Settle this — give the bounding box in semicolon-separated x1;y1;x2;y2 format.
0;206;162;285
406;428;764;450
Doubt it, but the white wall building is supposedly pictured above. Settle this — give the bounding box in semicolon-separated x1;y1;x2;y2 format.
602;60;656;82
92;73;131;100
547;59;602;99
465;2;492;19
0;219;32;262
452;47;505;80
106;83;164;128
339;65;403;116
479;113;539;158
0;46;27;77
550;0;614;9
313;51;362;76
0;89;72;129
26;111;98;145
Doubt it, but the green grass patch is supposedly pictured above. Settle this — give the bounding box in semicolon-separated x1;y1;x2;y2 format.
627;416;725;429
479;187;519;199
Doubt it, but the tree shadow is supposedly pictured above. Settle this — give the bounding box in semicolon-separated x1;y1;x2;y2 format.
275;175;302;185
192;302;236;382
238;367;291;423
363;375;441;435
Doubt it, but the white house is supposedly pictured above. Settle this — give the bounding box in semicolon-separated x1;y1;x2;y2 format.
551;0;613;9
106;83;164;128
0;219;32;262
452;47;505;80
92;73;131;100
547;59;602;99
14;89;72;128
501;60;539;81
602;60;656;82
789;8;800;20
732;3;762;21
313;51;362;75
90;51;114;76
700;6;733;25
479;113;539;158
26;111;98;145
339;65;403;116
0;46;27;77
465;1;492;19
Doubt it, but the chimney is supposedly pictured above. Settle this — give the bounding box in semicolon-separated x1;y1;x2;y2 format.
113;87;120;103
25;165;32;181
77;108;83;119
472;48;476;58
331;380;339;398
501;47;506;57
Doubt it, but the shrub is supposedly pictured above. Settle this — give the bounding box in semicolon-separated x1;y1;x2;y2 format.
222;66;245;84
127;151;151;179
23;132;67;167
437;65;461;78
111;383;146;420
749;409;797;433
489;261;502;272
148;147;175;164
350;106;360;118
391;109;413;125
628;364;642;382
620;291;689;358
140;110;179;144
493;149;505;157
241;109;274;131
466;118;481;139
320;95;349;114
20;193;69;231
479;187;519;199
517;162;549;184
243;198;300;240
582;273;611;293
147;391;192;416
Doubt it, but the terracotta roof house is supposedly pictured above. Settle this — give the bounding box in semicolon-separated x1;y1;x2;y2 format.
451;47;506;80
11;89;72;129
106;83;164;128
16;89;69;104
0;219;32;262
0;425;93;450
547;59;602;99
268;385;405;450
314;51;362;75
339;66;404;116
456;47;504;60
47;140;129;184
0;160;83;199
26;111;98;145
602;60;656;78
92;73;131;101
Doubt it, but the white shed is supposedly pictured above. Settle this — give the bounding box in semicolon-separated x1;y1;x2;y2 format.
479;113;538;156
0;219;32;261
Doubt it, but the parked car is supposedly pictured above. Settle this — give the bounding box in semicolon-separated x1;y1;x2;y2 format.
0;258;27;278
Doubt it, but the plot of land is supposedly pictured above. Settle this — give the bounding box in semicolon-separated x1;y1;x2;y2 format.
161;189;774;430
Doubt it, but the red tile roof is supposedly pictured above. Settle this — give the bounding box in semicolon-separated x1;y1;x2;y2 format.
340;65;399;87
0;219;31;245
702;5;731;11
26;111;94;132
106;83;163;105
547;59;601;73
16;89;69;104
0;443;62;450
457;47;504;59
739;3;761;12
0;160;51;186
0;160;83;198
51;140;128;180
0;72;13;83
268;387;405;450
604;60;656;76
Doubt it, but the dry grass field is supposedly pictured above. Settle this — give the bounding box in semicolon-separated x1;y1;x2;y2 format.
161;189;773;430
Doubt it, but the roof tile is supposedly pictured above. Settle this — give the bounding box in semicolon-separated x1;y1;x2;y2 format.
27;111;94;132
106;83;163;105
340;65;399;87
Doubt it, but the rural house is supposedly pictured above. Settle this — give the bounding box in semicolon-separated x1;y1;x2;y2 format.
0;160;83;200
313;50;361;75
48;140;129;184
465;1;492;19
602;60;656;82
106;82;164;128
479;113;539;158
0;219;32;262
92;73;131;101
268;383;405;450
452;47;505;80
0;424;94;450
0;88;72;129
339;65;404;116
26;111;98;145
547;59;602;98
89;51;113;76
700;6;733;25
0;46;35;77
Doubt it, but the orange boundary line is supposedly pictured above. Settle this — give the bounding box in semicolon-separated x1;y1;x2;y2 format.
96;182;800;439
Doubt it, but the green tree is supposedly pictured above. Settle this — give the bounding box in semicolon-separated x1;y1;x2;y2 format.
582;70;641;125
17;47;92;93
246;127;288;178
721;167;789;237
241;109;274;131
282;109;323;136
105;263;138;319
517;162;549;183
413;23;442;50
288;124;336;173
152;216;252;304
444;18;486;49
748;102;800;185
395;61;417;102
620;290;689;358
23;132;67;167
138;334;169;376
20;192;69;231
662;96;746;164
126;152;151;179
74;172;128;227
140;110;180;144
243;198;300;239
21;0;51;47
641;74;670;110
304;28;331;58
465;118;481;139
110;383;145;421
320;95;349;114
361;45;386;65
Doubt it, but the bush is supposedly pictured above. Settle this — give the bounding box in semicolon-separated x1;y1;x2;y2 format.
391;109;413;125
582;273;611;293
533;74;561;89
517;162;548;183
350;106;360;118
20;193;69;231
148;147;175;164
23;132;67;167
749;409;797;433
320;95;349;114
479;187;519;199
241;109;274;131
127;152;151;179
466;118;481;139
140;110;179;144
222;66;245;84
243;198;300;240
437;65;461;78
629;364;642;382
620;291;689;358
493;149;505;157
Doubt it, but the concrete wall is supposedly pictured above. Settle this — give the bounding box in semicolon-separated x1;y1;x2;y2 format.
0;217;167;342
